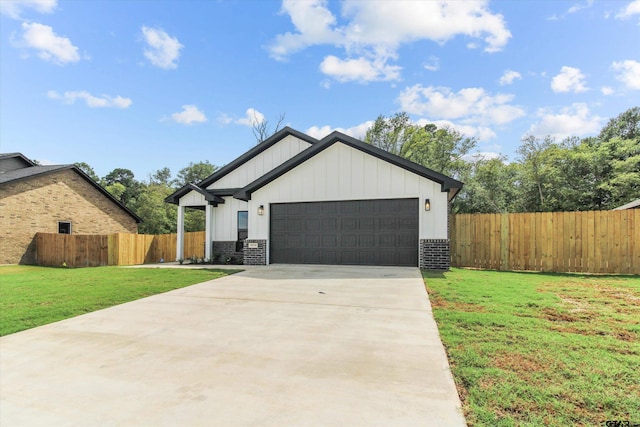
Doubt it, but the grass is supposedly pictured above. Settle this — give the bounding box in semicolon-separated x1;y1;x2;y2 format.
0;265;240;336
423;268;640;427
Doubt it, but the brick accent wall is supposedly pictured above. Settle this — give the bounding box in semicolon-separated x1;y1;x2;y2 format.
243;239;266;265
419;239;450;270
212;241;244;263
0;169;138;265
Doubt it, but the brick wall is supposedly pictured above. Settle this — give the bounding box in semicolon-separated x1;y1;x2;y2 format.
419;239;450;270
0;169;138;264
211;241;244;263
243;239;266;265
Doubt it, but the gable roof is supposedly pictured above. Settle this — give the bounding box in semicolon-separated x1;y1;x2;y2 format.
165;127;317;204
0;162;142;223
0;152;37;171
613;198;640;210
233;131;464;202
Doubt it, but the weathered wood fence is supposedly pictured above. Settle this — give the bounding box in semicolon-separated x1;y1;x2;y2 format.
450;210;639;274
35;231;206;267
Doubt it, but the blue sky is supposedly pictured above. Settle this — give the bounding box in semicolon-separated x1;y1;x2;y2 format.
1;0;639;180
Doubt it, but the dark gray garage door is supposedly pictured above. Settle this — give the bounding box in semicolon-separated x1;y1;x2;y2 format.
270;198;418;266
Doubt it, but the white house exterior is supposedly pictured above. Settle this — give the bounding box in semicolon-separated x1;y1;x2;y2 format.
166;127;463;269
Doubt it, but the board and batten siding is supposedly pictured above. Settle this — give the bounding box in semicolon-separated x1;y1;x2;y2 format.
177;192;249;241
248;142;449;241
178;190;205;207
208;135;313;189
212;198;248;241
178;134;312;240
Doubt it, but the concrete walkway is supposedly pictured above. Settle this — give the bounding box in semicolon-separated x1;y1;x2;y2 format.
1;264;466;426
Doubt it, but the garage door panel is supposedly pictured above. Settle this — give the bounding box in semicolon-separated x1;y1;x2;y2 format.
305;218;321;231
305;234;321;248
322;234;337;247
341;217;357;231
359;234;375;247
322;218;337;231
379;234;396;248
270;199;418;266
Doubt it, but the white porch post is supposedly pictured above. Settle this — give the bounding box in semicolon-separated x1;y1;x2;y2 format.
205;203;213;260
176;205;185;261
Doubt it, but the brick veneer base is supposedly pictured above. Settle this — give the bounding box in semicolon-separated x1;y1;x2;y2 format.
243;240;267;265
212;241;244;263
419;239;450;270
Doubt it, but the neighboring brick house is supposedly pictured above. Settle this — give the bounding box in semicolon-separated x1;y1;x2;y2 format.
0;153;141;264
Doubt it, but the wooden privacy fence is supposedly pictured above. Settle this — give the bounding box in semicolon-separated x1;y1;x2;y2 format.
450;210;640;274
35;231;206;267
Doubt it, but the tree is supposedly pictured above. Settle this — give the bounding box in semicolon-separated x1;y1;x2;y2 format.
103;168;142;208
149;167;172;186
364;112;410;155
252;112;286;144
515;135;557;211
400;124;476;179
599;106;640;142
454;156;519;213
74;162;99;182
136;184;177;234
174;161;217;187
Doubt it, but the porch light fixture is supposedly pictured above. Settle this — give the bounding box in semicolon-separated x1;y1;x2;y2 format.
258;205;265;216
424;199;431;211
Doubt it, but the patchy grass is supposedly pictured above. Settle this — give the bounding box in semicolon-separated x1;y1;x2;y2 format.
0;265;240;336
423;268;640;427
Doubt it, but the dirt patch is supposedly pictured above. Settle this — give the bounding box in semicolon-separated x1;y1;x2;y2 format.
429;297;484;312
492;352;547;373
542;307;579;322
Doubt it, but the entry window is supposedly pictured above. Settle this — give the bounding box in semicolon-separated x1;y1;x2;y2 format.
58;221;72;234
236;211;248;251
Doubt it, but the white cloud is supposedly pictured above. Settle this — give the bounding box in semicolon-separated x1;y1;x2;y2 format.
551;66;588;93
17;22;79;65
47;90;132;108
397;85;525;126
499;70;522;86
568;0;594;14
141;26;183;69
319;55;401;83
171;105;207;125
423;56;440;72
529;103;603;138
0;0;56;19
216;113;233;125
601;86;614;95
612;59;640;90
235;108;265;127
268;0;511;82
306;120;374;140
616;0;640;21
547;0;593;20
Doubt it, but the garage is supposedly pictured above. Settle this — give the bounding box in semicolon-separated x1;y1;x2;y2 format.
270;198;418;266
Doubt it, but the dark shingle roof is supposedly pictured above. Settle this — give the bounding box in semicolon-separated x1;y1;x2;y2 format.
0;165;70;184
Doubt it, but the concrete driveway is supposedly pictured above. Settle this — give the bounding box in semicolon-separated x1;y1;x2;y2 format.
0;264;466;426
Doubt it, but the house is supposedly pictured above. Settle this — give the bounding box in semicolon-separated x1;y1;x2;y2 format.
613;198;640;210
166;128;463;269
0;153;141;264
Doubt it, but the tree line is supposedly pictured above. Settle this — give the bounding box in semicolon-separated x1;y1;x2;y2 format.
75;160;217;234
364;107;639;213
77;106;638;234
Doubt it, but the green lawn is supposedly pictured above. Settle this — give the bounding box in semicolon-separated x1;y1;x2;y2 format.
423;268;640;427
0;265;240;336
